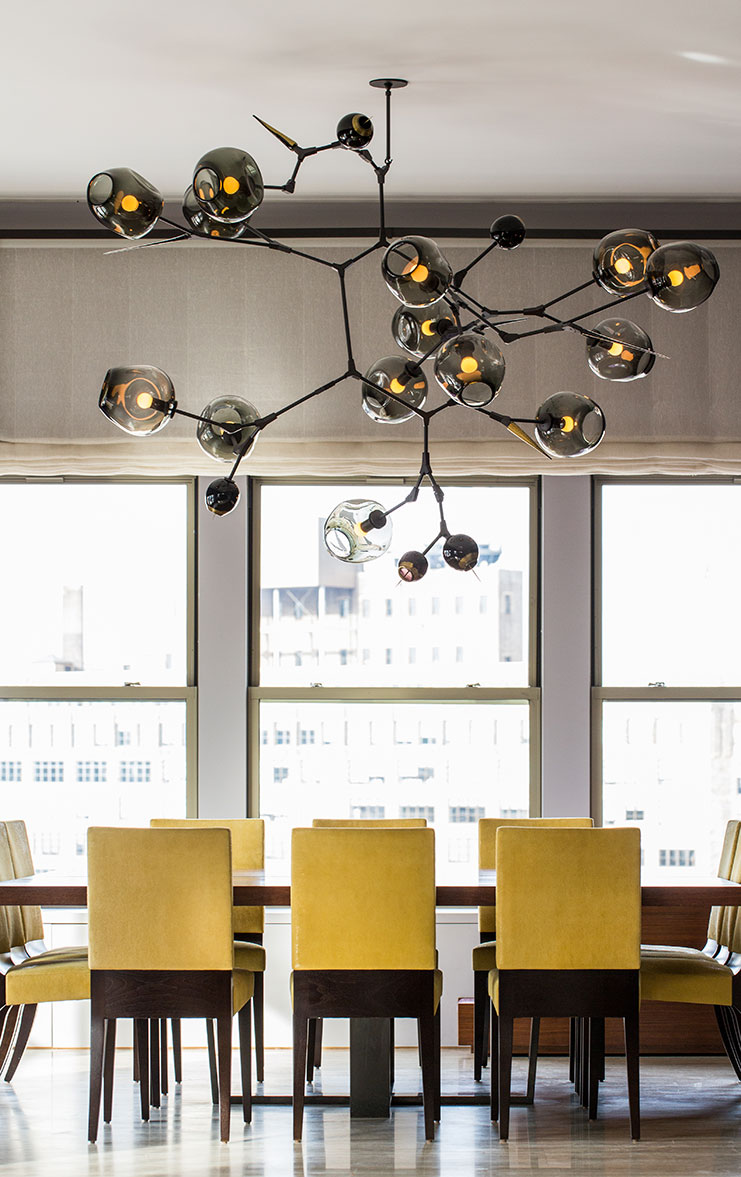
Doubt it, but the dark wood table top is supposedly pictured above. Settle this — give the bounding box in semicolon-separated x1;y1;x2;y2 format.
2;869;741;908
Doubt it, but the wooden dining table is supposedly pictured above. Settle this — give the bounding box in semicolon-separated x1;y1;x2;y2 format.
2;869;740;1115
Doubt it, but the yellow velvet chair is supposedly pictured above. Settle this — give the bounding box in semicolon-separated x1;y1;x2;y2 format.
489;826;641;1140
308;816;428;1079
0;820;88;1081
640;819;741;1079
291;826;442;1141
151;817;267;1095
0;823;89;1079
87;826;254;1143
472;815;594;1086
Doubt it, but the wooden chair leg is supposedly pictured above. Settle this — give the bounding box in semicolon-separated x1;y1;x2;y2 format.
624;1012;640;1141
216;1015;232;1143
0;1006;20;1072
171;1019;182;1083
569;1015;576;1082
206;1018;219;1105
715;1006;741;1080
238;1002;252;1124
389;1018;395;1093
293;1003;308;1141
588;1017;604;1120
524;1016;540;1104
433;1005;441;1123
473;969;488;1080
159;1019;168;1097
418;1009;436;1141
489;1001;499;1123
253;972;264;1084
313;1018;323;1067
133;1022;140;1082
3;1003;37;1082
306;1018;317;1082
103;1018;117;1123
88;1011;106;1143
135;1019;150;1120
497;1013;514;1141
149;1019;160;1108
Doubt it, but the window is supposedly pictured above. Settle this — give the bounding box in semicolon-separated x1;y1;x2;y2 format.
254;480;536;874
352;805;385;819
400;806;435;822
598;481;741;877
0;481;193;869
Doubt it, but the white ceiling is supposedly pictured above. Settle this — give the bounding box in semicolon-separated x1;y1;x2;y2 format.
4;0;741;207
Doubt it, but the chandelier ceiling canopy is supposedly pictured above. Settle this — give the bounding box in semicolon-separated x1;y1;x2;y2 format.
88;80;720;582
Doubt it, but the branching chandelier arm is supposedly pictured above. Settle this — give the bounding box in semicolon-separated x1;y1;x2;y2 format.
88;78;720;582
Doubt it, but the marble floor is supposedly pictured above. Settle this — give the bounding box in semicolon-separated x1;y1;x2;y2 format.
1;1047;740;1176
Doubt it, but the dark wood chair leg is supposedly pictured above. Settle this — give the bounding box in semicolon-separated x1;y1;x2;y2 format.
313;1018;323;1067
715;1006;741;1080
524;1015;540;1104
216;1014;232;1143
306;1018;317;1082
253;971;264;1084
3;1003;37;1082
489;1000;499;1123
133;1022;140;1082
292;1001;308;1141
579;1018;589;1107
135;1019;150;1120
473;968;488;1080
588;1017;604;1120
103;1018;116;1123
390;1018;395;1093
238;1002;252;1124
569;1015;576;1082
433;1005;441;1123
0;1005;20;1072
418;1009;436;1141
149;1019;160;1108
498;1013;514;1141
206;1018;219;1105
88;1011;106;1143
171;1018;182;1083
159;1019;168;1096
624;1012;640;1141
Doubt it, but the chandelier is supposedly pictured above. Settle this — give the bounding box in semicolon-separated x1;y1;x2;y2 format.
88;80;720;583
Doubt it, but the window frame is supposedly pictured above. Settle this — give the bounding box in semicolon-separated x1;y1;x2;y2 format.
247;475;542;820
591;474;741;825
0;475;198;817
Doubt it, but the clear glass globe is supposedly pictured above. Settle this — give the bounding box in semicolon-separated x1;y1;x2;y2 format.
586;319;655;381
434;335;505;406
192;147;264;224
362;356;427;423
99;366;176;435
391;305;456;359
593;229;659;295
182;188;252;239
197;396;260;462
324;500;392;563
646;242;720;312
87;169;163;239
535;392;605;457
382;236;452;307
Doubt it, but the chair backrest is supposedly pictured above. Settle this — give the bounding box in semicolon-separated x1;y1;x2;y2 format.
495;827;641;971
150;817;265;935
0;822;25;954
4;819;45;943
88;826;234;971
478;816;594;933
721;823;741;957
292;827;436;970
312;818;427;827
708;819;741;948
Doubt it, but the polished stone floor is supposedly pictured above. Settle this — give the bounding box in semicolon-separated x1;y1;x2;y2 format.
1;1047;740;1176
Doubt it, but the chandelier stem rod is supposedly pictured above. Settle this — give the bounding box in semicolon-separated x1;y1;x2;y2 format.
264;371;355;424
337;270;356;370
558;286;646;327
540;277;597;310
339;240;384;271
453;241;498;285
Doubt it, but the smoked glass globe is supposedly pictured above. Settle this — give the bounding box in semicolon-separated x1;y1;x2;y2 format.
442;534;479;572
87;169;163;239
646;242;720;312
205;478;240;516
382;236;452;307
398;550;429;582
192;147;264;223
535;392;605;457
337;112;374;150
391;305;456;359
586;318;655;381
593;229;659;295
434;334;505;407
324;499;392;563
197;396;260;461
489;214;526;250
182;188;252;239
362;356;427;423
99;366;176;435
